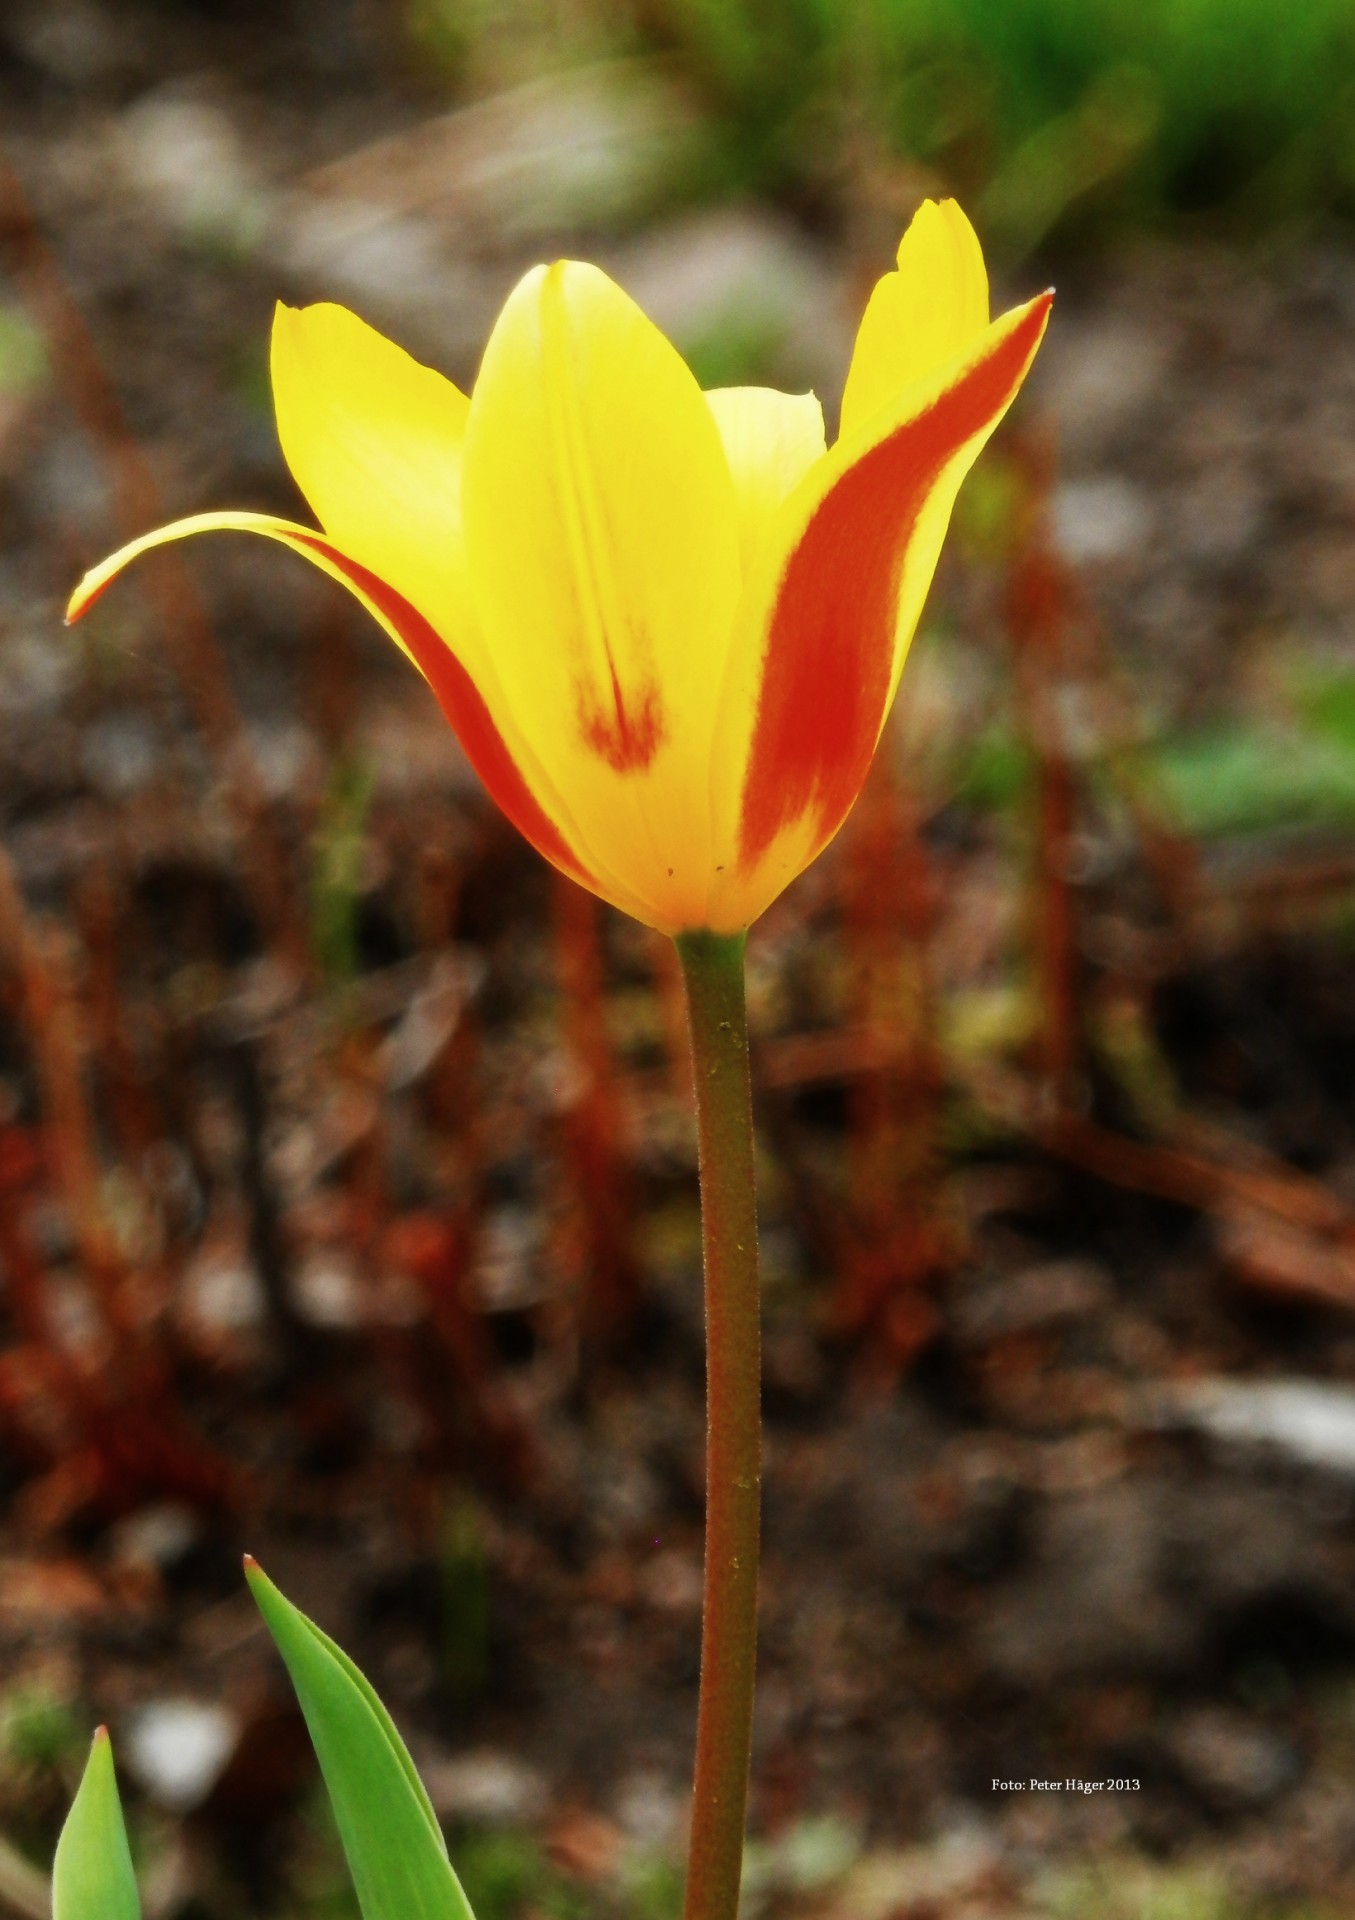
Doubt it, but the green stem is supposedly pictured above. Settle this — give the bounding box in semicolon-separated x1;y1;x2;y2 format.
675;929;761;1920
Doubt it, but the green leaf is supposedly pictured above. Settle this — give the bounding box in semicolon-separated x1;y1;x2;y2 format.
245;1558;476;1920
1146;724;1355;836
52;1730;141;1920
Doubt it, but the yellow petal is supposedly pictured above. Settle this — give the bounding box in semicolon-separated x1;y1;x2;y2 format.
838;199;989;441
704;386;827;577
67;508;403;633
460;259;743;933
271;302;477;655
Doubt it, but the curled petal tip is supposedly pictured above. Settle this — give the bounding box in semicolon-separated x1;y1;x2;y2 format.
66;569;105;625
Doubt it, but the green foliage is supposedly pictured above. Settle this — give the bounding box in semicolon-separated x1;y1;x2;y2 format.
681;309;789;390
0;308;46;397
951;456;1024;565
622;1851;685;1920
1291;663;1355;755
48;1571;504;1920
407;0;629;89
1138;659;1355;840
1045;1861;1229;1918
1;1684;80;1773
445;1826;602;1920
740;1813;861;1914
246;1558;477;1920
449;1828;548;1920
1146;723;1355;837
1037;1851;1343;1919
644;0;1355;246
952;723;1034;812
51;1732;140;1920
397;0;1355;247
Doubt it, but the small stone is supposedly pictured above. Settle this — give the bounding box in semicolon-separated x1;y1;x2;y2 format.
612;1770;683;1848
639;1548;703;1615
0;630;79;720
291;1246;365;1329
1177;466;1265;563
180;1242;268;1336
823;1818;999;1920
383;953;482;1091
1052;475;1154;565
116;92;269;250
124;1700;239;1811
79;712;161;796
4;0;121;85
1035;316;1175;460
471;1206;546;1311
949;1258;1114;1345
774;1815;862;1894
604;208;851;397
1168;1705;1300;1810
421;1748;550;1826
246;721;319;802
1162;1378;1355;1476
107;1504;200;1573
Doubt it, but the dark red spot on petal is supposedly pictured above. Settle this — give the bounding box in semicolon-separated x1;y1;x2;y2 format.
578;676;665;771
737;296;1051;870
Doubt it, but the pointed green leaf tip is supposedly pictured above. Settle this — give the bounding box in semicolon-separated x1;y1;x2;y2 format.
53;1729;141;1920
245;1557;477;1920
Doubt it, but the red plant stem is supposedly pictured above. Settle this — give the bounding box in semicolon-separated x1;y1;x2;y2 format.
676;929;760;1920
837;746;943;1360
0;860;125;1334
0;853;237;1507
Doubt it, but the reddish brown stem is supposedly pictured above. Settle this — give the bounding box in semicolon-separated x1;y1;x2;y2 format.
676;930;760;1920
836;747;944;1367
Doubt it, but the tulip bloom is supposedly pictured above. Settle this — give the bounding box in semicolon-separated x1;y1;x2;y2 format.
69;200;1049;935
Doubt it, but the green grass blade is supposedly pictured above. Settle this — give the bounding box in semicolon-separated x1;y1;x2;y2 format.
52;1730;141;1920
245;1558;476;1920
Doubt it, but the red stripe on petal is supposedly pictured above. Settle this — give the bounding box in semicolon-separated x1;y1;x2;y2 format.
738;295;1051;870
291;534;587;881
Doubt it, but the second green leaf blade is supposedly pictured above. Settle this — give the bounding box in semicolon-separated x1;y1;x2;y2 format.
53;1730;141;1920
246;1557;477;1920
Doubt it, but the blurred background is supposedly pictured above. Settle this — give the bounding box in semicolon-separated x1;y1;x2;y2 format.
4;2;1355;1916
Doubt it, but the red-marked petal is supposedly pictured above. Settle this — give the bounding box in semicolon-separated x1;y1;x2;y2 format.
67;512;589;887
286;535;587;881
734;293;1052;882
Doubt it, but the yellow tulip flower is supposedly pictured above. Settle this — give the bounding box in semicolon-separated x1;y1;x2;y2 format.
68;200;1049;934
